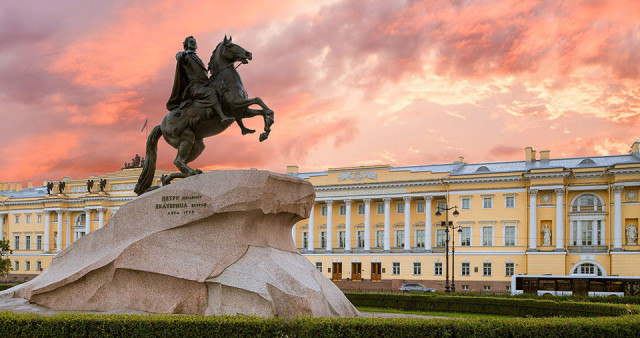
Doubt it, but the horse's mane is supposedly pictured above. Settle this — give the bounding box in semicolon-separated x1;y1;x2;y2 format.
208;42;223;73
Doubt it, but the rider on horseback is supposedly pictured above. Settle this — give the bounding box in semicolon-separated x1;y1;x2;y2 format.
167;36;234;123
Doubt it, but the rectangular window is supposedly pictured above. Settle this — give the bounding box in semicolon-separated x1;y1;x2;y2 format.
338;231;345;248
460;227;471;246
14;215;19;224
302;232;308;248
315;262;322;272
413;262;422;275
13;235;20;250
482;196;493;209
483;285;491;291
462;285;469;290
357;204;365;215
505;226;516;246
461;197;471;210
436;228;446;248
320;231;326;248
376;203;384;214
320;206;327;217
506;285;511;292
339;205;346;216
434;262;443;275
461;262;470;276
36;261;41;271
416;202;425;213
396;202;404;214
37;214;42;223
482;226;493;246
357;230;364;248
505;263;515;276
437;202;446;213
13;261;19;271
483;263;492;276
26;215;31;224
375;230;384;247
25;235;31;250
36;235;42;250
395;230;404;247
505;195;515;208
415;229;425;248
392;262;400;275
25;261;30;271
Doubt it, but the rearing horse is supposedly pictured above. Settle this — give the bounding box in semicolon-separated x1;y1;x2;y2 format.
134;36;274;195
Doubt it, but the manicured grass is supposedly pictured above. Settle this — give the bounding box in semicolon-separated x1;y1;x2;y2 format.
357;306;515;319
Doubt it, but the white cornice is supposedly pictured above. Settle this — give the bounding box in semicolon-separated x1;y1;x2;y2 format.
567;185;608;191
443;175;522;185
524;172;570;180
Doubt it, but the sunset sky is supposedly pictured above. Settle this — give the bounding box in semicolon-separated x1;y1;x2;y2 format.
1;0;640;185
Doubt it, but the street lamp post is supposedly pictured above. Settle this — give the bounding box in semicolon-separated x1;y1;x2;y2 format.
436;204;459;293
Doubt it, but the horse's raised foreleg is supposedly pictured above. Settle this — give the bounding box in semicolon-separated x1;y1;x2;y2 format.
231;97;275;141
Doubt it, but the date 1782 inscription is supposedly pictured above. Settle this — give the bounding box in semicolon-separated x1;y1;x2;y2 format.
156;195;207;215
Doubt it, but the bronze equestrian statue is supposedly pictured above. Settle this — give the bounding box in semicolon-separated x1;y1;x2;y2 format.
134;36;274;195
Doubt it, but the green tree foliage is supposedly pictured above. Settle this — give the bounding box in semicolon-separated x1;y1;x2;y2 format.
0;239;13;277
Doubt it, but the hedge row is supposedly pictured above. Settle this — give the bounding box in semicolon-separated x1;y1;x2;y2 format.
0;312;639;337
445;292;640;305
345;293;638;317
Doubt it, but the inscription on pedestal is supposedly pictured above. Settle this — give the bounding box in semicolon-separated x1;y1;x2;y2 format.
156;195;206;215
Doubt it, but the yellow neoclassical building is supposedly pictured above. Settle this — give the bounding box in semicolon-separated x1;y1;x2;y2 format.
1;145;640;292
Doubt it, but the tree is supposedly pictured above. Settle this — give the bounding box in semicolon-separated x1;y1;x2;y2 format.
0;240;12;277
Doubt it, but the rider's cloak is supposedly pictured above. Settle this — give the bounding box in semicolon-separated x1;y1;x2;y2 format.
166;50;217;111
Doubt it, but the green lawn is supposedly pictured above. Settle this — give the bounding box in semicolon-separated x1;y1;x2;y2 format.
357;306;515;319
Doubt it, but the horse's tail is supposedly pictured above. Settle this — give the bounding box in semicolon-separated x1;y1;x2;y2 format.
134;125;162;195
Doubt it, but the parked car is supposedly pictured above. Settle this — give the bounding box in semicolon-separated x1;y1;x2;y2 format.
399;283;436;293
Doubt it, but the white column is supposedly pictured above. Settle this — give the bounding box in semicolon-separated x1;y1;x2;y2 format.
326;200;333;252
613;186;623;249
0;213;5;241
56;210;63;253
383;197;391;252
85;209;91;234
291;224;296;247
403;196;411;252
555;188;564;250
344;199;352;252
98;208;105;229
308;205;315;252
44;211;50;252
424;196;432;251
364;199;371;251
529;189;538;250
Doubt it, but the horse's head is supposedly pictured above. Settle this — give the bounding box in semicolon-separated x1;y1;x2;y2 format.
209;35;252;72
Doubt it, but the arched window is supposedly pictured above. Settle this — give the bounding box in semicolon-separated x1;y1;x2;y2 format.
571;194;603;212
569;193;606;247
572;262;603;276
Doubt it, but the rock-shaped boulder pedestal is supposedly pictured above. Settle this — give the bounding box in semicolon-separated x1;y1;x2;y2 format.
2;170;359;317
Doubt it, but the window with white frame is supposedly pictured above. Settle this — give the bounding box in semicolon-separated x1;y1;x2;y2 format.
483;263;492;276
396;202;404;214
375;230;384;247
357;230;364;248
505;195;515;208
461;196;471;210
572;194;603;212
26;215;31;224
338;231;345;248
320;206;327;216
357;204;365;215
415;229;425;247
460;226;471;246
416;202;425;213
392;262;400;275
302;232;308;248
413;262;422;275
339;205;346;216
13;235;19;250
483;285;491;291
571;220;604;246
25;235;31;250
574;262;603;276
461;262;470;276
395;229;404;247
13;261;19;271
461;285;469;290
36;261;41;271
37;214;42;223
506;285;511;291
25;261;30;271
315;262;322;272
482;196;493;209
14;215;19;224
505;263;515;276
437;202;446;213
504;225;516;246
320;231;326;248
434;262;443;275
436;228;446;247
36;235;42;250
376;203;384;214
482;226;494;246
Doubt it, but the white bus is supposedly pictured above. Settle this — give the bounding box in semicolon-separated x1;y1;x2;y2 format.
511;275;640;297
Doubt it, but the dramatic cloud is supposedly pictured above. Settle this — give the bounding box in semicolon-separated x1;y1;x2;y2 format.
1;0;640;184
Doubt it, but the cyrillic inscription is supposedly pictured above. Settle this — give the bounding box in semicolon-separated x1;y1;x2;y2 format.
156;195;207;215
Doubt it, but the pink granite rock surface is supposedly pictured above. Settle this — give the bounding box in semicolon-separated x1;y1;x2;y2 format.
1;170;359;318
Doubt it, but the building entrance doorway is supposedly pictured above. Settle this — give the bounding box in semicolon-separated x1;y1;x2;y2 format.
351;262;362;281
371;262;381;282
332;262;342;281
